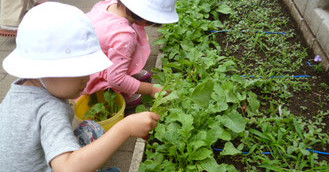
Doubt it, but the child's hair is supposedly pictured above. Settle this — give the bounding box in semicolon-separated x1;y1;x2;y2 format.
117;0;162;27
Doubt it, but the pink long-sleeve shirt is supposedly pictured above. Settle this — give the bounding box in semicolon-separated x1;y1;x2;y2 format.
83;0;151;96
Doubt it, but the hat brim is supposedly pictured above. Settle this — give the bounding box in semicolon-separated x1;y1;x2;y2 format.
121;0;179;24
3;49;112;78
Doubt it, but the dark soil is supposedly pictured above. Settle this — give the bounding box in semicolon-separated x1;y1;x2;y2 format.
278;0;329;139
213;0;329;171
216;0;329;129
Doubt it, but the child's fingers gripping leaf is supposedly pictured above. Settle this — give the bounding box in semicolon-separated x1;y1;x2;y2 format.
124;112;160;137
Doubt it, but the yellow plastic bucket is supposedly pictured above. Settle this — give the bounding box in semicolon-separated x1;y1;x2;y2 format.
75;91;126;131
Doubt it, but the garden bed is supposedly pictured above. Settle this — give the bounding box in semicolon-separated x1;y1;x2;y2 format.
138;0;329;171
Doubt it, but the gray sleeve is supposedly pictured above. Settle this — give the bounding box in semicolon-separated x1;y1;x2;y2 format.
39;102;81;165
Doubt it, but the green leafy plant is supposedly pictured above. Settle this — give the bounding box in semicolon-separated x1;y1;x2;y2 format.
312;64;324;73
83;89;120;122
139;0;329;171
242;108;329;171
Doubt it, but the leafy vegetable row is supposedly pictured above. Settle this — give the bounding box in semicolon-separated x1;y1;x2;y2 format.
139;0;329;171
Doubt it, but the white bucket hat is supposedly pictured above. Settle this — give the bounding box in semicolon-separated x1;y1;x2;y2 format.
3;2;112;78
120;0;179;24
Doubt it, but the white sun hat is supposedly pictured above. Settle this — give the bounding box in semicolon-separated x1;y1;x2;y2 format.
120;0;179;24
3;2;112;78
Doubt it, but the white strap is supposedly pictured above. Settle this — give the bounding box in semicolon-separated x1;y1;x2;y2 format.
39;79;48;90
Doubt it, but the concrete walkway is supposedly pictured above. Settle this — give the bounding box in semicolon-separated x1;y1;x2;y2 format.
0;1;160;171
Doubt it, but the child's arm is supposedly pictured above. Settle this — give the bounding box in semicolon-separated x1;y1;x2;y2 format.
137;82;163;98
50;112;160;172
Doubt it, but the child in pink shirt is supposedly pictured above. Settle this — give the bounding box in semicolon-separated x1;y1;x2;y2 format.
83;0;178;108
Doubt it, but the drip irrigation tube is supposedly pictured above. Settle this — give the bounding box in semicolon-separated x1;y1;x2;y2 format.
226;75;312;78
171;68;312;78
307;61;313;66
209;30;287;35
212;148;270;155
306;149;329;155
212;147;329;155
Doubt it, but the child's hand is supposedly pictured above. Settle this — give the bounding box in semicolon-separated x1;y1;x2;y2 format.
138;82;170;98
151;84;171;98
151;84;164;98
123;112;160;137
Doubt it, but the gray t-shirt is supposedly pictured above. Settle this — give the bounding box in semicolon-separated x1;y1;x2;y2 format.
0;79;81;172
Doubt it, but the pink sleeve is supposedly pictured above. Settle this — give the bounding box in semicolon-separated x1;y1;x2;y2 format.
106;32;141;96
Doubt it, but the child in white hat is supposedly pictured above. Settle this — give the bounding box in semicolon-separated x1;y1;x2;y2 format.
0;2;160;172
83;0;179;108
